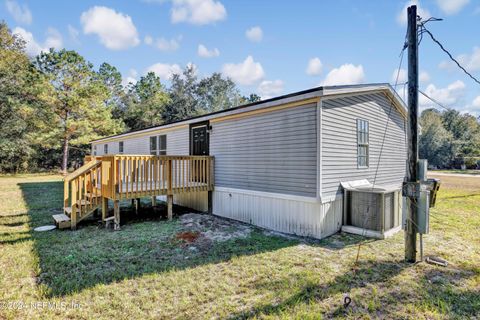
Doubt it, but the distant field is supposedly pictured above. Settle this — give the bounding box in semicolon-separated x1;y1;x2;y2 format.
0;174;479;319
430;169;480;175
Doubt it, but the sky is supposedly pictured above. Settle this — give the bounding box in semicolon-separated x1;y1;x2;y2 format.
2;0;480;114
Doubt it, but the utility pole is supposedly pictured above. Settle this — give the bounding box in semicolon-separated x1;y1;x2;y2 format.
405;5;419;262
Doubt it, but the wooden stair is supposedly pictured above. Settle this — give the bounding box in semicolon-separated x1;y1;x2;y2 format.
56;158;104;230
53;214;71;229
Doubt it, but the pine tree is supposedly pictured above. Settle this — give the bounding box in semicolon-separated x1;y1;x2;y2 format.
35;49;123;174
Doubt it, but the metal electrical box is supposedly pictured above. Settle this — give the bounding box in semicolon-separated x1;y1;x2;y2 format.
401;160;441;234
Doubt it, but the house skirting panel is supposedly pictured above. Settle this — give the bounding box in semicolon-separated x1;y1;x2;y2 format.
212;187;343;239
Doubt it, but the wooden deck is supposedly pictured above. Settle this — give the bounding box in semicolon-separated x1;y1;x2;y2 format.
58;155;214;230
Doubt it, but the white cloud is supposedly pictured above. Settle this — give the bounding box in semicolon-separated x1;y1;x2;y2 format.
436;0;469;15
391;69;428;84
419;70;430;83
439;47;480;72
80;6;140;50
144;35;153;45
68;25;80;44
472;95;480;108
257;80;284;99
13;27;63;56
391;68;407;84
122;69;138;87
222;55;265;86
44;28;63;50
397;1;431;26
245;26;263;43
145;63;182;80
171;0;227;25
197;44;220;58
419;80;466;107
306;57;322;76
5;0;32;25
144;35;182;51
322;64;365;86
155;36;182;51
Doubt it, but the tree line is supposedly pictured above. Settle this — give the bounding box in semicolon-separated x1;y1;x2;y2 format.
0;22;260;174
420;108;480;169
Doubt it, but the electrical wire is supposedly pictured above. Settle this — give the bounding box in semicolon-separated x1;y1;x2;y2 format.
419;23;480;86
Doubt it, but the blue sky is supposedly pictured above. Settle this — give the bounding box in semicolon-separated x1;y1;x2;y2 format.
3;0;480;114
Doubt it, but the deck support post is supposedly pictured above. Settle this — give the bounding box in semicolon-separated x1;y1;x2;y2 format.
102;197;108;221
71;207;77;231
167;195;173;220
208;191;212;214
131;198;140;214
114;200;120;230
151;196;157;207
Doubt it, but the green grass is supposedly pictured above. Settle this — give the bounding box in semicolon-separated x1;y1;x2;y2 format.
0;174;479;319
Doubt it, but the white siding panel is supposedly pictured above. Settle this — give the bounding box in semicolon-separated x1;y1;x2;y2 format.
321;93;407;197
212;187;343;239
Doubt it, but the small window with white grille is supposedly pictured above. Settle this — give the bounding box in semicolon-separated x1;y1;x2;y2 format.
357;119;369;168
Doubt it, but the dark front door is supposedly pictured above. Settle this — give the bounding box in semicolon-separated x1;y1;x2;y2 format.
190;123;209;155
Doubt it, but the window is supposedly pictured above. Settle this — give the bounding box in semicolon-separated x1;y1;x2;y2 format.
150;135;167;155
150;136;157;155
119;141;124;154
104;144;108;155
159;135;167;155
357;119;369;168
93;145;97;156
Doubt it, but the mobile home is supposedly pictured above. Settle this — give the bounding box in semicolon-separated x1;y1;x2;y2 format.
62;83;407;239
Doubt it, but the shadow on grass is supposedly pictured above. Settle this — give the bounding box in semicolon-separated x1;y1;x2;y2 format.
230;260;480;319
230;259;409;319
18;180;304;298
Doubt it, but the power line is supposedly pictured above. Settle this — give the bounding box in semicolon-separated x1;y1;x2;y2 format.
419;24;480;86
418;89;451;112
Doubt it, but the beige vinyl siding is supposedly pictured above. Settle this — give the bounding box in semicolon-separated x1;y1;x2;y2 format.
92;127;189;156
210;103;318;197
321;93;407;197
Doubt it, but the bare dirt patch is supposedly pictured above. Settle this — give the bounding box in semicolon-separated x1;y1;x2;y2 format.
178;213;252;242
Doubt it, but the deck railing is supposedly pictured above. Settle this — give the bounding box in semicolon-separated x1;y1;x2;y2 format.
100;155;214;200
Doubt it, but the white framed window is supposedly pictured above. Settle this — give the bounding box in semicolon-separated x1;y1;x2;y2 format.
150;135;167;155
357;119;369;168
93;145;97;156
159;135;167;155
119;141;124;154
150;136;157;155
104;144;108;155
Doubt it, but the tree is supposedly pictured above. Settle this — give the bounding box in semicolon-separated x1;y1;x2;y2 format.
0;22;48;172
196;73;242;114
241;93;261;104
123;72;170;130
419;109;456;168
164;65;199;123
97;62;125;119
35;49;123;174
441;109;480;157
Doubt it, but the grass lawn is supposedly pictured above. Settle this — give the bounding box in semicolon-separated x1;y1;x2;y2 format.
0;174;479;319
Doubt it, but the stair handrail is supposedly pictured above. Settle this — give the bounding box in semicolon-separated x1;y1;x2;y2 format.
64;159;101;182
